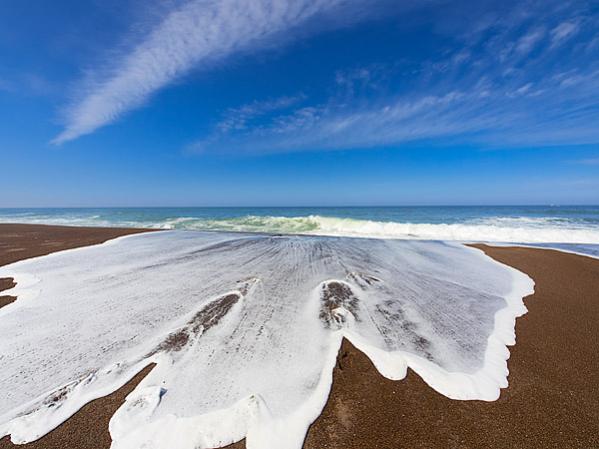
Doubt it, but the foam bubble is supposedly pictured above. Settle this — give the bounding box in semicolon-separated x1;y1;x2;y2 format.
0;231;533;449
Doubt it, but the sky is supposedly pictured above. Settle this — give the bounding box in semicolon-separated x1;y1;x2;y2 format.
1;0;598;207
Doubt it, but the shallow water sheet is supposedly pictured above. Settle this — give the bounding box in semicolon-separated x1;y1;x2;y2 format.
0;231;533;449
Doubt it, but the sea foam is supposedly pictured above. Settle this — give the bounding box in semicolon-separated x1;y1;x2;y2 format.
242;215;599;243
0;231;533;449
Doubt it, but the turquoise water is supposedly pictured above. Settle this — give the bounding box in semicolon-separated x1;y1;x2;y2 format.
1;206;599;244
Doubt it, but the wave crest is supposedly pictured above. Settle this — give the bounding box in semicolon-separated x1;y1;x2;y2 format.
156;215;599;243
2;212;599;243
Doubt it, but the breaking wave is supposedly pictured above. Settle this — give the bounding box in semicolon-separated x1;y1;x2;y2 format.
148;215;599;244
2;211;599;244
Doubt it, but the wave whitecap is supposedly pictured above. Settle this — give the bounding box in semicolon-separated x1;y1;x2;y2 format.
2;213;599;244
155;215;599;244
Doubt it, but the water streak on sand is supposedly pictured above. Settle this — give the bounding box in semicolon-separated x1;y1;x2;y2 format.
0;231;532;449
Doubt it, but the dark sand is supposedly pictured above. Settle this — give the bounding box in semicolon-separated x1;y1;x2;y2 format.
0;277;16;309
0;366;154;449
0;223;149;267
1;225;598;449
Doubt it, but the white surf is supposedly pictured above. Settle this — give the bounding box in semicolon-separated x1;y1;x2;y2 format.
0;231;533;449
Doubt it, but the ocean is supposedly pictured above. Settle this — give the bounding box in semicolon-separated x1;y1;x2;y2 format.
0;208;595;445
1;206;599;245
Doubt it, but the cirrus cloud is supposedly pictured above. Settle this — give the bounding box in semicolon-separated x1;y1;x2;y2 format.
52;0;372;144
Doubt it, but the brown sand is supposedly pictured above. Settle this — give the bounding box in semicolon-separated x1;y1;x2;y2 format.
0;224;154;449
302;245;599;449
1;225;598;449
0;366;154;449
0;223;149;267
0;277;17;308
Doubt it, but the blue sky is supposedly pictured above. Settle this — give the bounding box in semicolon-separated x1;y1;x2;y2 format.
1;0;598;206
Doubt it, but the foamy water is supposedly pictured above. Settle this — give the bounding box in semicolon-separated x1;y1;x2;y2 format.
0;231;532;449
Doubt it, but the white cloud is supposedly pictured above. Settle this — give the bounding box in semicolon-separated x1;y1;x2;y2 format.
550;20;580;47
184;2;599;155
52;0;359;144
514;82;533;95
216;95;305;133
190;91;497;154
189;94;305;152
515;27;545;56
188;55;599;154
54;0;598;152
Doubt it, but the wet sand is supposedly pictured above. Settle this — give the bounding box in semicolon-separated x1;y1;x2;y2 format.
1;225;598;449
0;223;149;267
302;245;599;449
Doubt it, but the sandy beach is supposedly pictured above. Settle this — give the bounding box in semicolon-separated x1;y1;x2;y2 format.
1;224;598;449
4;0;598;446
0;224;149;310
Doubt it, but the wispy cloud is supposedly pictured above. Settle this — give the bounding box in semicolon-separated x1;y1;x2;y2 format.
215;95;305;134
189;1;599;154
192;84;599;153
54;0;599;153
53;0;369;144
515;27;545;56
190;90;499;154
550;20;580;47
189;94;305;152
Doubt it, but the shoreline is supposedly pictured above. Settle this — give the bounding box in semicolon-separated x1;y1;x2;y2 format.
303;244;599;449
0;223;151;268
1;224;598;448
0;224;151;310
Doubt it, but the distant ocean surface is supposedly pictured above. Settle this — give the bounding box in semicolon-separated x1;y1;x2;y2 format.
2;206;599;245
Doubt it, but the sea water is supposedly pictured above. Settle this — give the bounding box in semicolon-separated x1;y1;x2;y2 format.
1;205;599;245
0;231;532;449
0;206;596;448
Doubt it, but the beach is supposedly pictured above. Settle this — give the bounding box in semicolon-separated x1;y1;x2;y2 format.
0;224;149;309
1;224;598;449
4;0;599;445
